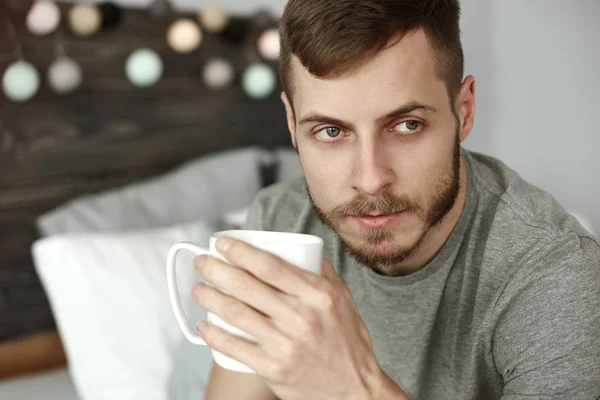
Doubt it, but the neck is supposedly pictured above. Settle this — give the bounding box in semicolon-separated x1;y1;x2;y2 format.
393;155;468;275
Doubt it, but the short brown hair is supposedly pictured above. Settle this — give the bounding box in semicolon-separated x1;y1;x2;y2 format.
279;0;464;103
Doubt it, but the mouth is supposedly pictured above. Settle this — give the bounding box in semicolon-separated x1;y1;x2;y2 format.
350;211;407;229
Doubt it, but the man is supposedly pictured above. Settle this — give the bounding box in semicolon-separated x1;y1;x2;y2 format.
191;0;600;399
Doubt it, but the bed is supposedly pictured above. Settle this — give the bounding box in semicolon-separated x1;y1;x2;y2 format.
0;3;296;399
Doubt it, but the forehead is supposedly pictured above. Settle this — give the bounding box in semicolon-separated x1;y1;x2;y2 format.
290;29;448;119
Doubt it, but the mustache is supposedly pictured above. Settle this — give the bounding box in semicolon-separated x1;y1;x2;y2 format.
326;192;420;219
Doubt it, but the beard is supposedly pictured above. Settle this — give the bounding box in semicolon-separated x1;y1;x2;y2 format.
307;135;461;275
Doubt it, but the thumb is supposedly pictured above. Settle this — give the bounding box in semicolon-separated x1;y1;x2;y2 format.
320;259;339;281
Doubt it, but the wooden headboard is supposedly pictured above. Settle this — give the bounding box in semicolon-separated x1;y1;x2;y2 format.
0;2;290;375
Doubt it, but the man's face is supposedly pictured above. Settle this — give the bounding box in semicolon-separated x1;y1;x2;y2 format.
284;29;466;274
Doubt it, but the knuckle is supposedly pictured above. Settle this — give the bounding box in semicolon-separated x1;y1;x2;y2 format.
317;294;334;312
296;308;320;335
314;283;336;311
265;338;297;381
267;359;290;382
280;338;298;362
257;257;281;282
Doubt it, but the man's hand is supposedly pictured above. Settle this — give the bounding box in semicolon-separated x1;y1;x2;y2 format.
191;236;408;400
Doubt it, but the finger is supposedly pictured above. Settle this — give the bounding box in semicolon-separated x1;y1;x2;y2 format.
192;282;279;344
214;236;318;297
195;255;294;319
197;320;268;375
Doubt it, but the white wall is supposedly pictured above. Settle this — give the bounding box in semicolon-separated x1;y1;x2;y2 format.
459;0;493;153
423;0;598;234
486;0;599;235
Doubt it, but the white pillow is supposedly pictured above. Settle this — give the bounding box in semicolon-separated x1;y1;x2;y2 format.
32;220;218;400
36;147;269;236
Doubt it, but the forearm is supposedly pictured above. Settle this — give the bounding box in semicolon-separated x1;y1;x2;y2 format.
203;363;277;400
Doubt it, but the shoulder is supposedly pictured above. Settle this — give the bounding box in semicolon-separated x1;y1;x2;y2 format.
495;231;600;302
465;150;596;272
252;177;308;209
244;178;313;233
468;150;600;335
467;150;592;241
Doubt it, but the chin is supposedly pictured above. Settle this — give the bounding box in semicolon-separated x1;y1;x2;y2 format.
340;221;426;261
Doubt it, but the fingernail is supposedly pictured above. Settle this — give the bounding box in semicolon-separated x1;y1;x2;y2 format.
216;237;232;253
194;254;207;268
191;283;201;297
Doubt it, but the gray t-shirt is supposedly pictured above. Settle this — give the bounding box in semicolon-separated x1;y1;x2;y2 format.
244;149;600;400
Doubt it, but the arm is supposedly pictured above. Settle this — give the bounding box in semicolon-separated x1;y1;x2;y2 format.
494;235;600;399
204;363;278;400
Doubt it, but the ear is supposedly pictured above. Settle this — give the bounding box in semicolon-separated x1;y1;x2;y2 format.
280;91;297;149
454;75;476;143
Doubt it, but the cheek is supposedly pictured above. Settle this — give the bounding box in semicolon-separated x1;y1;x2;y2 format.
300;146;351;204
395;132;455;203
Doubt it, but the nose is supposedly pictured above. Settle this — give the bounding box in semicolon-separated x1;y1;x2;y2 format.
351;138;395;196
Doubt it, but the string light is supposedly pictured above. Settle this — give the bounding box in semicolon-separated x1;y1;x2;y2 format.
257;28;280;61
68;4;102;37
26;0;61;36
3;2;282;101
242;63;276;100
47;31;82;94
198;4;230;34
125;48;163;87
2;16;40;102
167;19;202;54
203;58;234;90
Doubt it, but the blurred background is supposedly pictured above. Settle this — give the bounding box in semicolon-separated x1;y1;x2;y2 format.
0;0;598;398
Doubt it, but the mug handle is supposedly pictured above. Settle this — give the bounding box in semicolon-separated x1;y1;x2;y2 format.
166;241;209;346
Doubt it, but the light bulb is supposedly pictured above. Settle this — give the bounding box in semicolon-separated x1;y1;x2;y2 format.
125;49;163;87
167;19;203;54
26;0;61;36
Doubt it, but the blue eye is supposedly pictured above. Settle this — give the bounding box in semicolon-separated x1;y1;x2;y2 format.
395;120;422;134
316;127;342;141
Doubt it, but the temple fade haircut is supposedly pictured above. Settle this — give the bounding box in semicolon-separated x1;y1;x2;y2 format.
279;0;464;104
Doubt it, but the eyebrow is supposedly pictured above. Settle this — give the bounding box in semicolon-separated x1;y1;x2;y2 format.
297;101;438;130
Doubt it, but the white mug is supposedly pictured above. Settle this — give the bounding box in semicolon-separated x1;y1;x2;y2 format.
166;229;324;373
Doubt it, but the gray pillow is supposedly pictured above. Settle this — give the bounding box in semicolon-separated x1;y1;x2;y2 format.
37;147;270;235
274;147;304;182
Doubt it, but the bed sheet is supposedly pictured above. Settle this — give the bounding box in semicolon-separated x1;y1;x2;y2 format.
0;367;79;400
